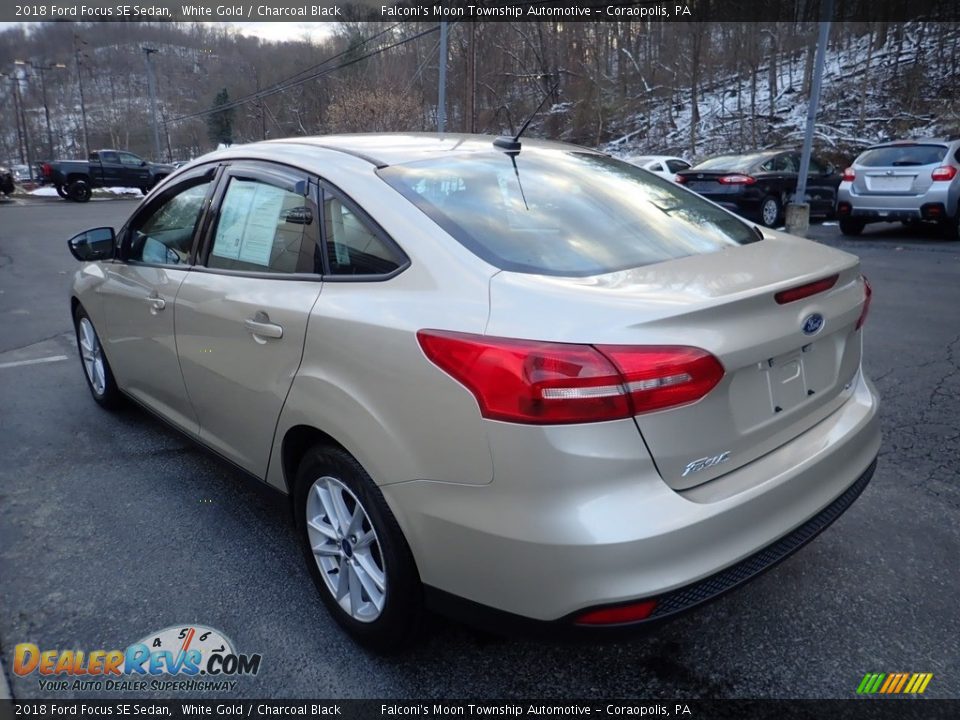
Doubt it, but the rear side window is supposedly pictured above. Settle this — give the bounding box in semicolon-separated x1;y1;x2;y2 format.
666;159;690;173
208;177;320;274
858;144;947;167
379;151;759;277
323;192;403;276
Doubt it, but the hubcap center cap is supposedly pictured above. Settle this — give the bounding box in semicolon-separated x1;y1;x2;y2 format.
340;538;353;558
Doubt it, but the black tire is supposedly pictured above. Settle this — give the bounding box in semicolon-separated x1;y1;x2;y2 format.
294;445;423;652
839;218;865;236
55;184;69;199
67;178;92;203
758;195;781;228
73;304;123;409
939;209;960;241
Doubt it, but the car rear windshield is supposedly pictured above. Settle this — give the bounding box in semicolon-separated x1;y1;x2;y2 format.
378;151;759;276
689;154;770;172
857;144;947;167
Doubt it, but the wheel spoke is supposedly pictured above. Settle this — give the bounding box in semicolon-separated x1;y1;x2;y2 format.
326;479;353;534
354;550;386;593
335;566;350;601
307;517;337;540
347;563;363;613
346;506;364;537
311;542;339;557
93;362;106;393
353;530;376;550
314;484;340;530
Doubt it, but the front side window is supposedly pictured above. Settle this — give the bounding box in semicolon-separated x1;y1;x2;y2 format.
208;177;319;274
128;181;211;265
119;152;144;167
379;151;759;277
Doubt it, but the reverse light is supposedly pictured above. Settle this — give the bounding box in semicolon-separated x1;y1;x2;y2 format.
842;167;856;182
856;275;872;330
416;331;724;425
774;274;839;305
931;166;958;181
575;600;658;625
717;174;756;185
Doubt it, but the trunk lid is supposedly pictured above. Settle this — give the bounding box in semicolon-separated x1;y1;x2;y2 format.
486;233;866;490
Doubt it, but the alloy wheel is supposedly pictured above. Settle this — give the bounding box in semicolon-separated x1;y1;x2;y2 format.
305;475;387;623
78;317;106;396
761;198;779;227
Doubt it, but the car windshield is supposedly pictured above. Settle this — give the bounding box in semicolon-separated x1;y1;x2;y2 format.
690;154;772;172
857;144;948;167
378;151;759;276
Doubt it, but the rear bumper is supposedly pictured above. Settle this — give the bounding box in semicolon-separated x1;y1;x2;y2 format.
837;183;955;221
426;457;876;637
384;371;881;624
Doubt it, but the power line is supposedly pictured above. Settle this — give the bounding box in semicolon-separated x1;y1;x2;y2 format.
166;24;439;126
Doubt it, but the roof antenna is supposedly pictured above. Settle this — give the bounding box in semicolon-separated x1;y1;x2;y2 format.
493;79;561;154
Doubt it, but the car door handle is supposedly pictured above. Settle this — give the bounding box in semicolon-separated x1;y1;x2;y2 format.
244;317;283;339
146;294;165;312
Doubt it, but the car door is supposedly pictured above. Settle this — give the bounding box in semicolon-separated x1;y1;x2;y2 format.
118;151;152;189
804;156;839;215
174;162;324;477
96;151;123;186
100;165;219;434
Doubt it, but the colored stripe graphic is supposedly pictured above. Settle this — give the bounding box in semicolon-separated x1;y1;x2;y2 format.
857;673;933;694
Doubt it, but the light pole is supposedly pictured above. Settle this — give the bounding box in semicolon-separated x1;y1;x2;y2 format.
15;59;66;159
74;34;91;155
142;47;162;161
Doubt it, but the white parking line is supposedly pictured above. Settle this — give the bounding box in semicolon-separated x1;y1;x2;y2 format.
0;355;69;370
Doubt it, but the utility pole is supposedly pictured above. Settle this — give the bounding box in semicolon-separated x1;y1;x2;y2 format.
786;0;834;237
465;23;476;133
142;47;162;161
437;21;448;134
74;33;90;155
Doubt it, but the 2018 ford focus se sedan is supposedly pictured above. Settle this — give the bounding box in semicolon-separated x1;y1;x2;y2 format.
68;134;880;650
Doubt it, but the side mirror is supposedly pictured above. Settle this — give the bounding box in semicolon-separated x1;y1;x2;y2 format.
825;163;836;176
141;160;148;167
68;227;116;262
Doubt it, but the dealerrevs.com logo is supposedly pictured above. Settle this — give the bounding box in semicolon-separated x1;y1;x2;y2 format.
13;625;262;693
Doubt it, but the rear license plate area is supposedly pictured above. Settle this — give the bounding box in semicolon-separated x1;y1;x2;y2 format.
866;175;913;192
761;341;834;414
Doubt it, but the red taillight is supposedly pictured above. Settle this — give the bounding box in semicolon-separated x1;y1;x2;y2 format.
599;345;725;415
931;166;957;181
842;167;856;182
718;174;756;185
774;274;839;305
42;163;52;178
675;174;687;184
575;600;658;625
416;331;724;425
856;275;872;330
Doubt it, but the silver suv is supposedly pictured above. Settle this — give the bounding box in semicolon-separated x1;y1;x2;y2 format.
836;137;960;239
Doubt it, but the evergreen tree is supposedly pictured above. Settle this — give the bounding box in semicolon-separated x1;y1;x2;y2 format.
207;88;234;146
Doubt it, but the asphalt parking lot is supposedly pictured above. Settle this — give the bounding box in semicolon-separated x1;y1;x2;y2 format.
1;196;958;700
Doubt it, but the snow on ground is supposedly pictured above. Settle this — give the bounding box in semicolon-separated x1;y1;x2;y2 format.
29;186;142;197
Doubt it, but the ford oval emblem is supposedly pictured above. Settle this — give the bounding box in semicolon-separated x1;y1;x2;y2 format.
802;313;825;335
